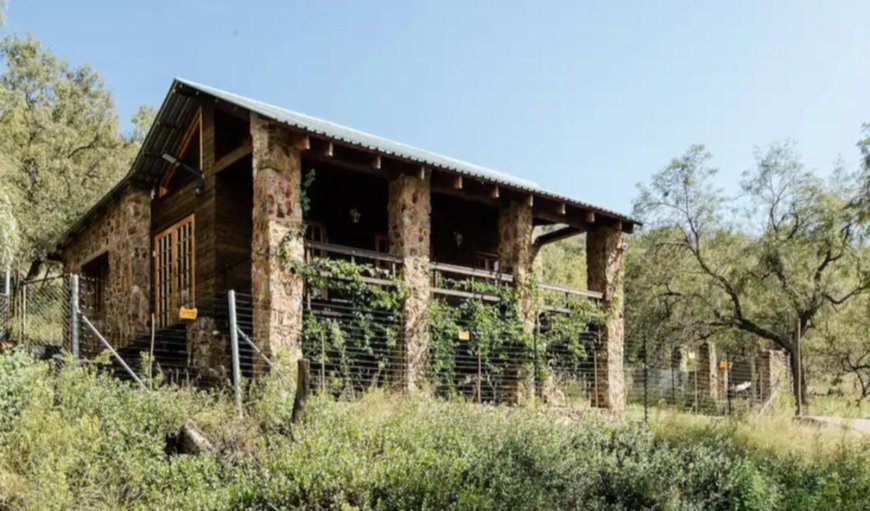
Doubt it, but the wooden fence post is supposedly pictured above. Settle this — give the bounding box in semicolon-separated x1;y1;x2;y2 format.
292;359;311;425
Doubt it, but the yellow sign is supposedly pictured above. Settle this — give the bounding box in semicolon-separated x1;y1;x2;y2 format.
457;330;470;341
719;360;729;369
179;306;198;320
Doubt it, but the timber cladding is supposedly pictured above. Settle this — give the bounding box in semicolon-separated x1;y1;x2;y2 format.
60;188;152;347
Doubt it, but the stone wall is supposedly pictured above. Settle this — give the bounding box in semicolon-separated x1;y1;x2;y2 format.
697;342;718;400
497;201;536;328
757;348;787;402
586;225;626;416
497;201;536;403
250;113;304;368
61;187;151;348
388;173;431;391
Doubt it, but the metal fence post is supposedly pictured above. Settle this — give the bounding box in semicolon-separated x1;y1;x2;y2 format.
69;274;80;358
21;283;26;340
2;266;9;339
228;290;243;416
643;336;649;423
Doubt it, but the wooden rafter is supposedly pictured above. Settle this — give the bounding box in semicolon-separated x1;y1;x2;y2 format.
158;108;202;197
532;226;584;250
213;139;252;174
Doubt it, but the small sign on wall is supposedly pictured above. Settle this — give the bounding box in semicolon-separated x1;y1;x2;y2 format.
457;330;470;341
179;307;198;321
719;360;729;369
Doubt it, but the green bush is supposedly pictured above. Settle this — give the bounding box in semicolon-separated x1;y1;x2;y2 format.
0;349;867;510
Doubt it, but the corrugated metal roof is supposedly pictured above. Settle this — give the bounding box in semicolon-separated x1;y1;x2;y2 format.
175;78;638;225
55;78;637;253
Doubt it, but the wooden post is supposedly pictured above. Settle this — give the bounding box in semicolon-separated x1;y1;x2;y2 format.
292;359;311;425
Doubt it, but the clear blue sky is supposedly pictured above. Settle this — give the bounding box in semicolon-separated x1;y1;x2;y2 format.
7;1;870;214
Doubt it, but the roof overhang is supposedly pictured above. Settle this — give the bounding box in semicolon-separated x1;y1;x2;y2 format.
53;78;640;256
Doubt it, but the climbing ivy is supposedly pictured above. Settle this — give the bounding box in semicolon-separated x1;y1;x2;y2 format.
428;278;529;401
429;276;604;401
286;256;407;397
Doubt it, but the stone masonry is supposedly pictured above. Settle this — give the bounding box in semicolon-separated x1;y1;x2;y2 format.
388;173;431;391
586;224;626;416
498;201;536;403
250;113;305;367
61;187;151;350
697;341;718;400
757;348;787;403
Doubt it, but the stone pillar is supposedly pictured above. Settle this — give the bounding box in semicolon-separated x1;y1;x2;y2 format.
119;188;152;344
498;201;536;328
586;225;625;416
388;173;431;391
717;364;729;401
250;113;305;367
697;341;717;400
498;201;536;404
757;349;786;402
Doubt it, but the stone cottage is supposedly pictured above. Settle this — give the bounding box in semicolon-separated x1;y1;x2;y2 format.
52;79;638;413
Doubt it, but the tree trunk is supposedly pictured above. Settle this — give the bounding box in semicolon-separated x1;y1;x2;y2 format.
790;333;804;417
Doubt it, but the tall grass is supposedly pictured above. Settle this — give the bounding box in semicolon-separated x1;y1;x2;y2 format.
0;349;867;510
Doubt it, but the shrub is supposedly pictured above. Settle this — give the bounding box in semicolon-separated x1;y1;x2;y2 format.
0;349;867;510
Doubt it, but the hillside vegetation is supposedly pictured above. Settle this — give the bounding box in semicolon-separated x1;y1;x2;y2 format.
0;350;867;511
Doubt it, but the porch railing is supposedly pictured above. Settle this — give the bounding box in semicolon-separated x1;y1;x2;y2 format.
304;241;402;285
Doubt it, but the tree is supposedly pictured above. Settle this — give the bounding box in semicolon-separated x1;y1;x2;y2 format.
0;34;137;276
129;104;156;144
634;142;869;415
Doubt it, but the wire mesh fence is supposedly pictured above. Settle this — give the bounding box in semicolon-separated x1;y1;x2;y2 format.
6;275;70;358
0;270;794;419
622;340;791;416
302;296;404;397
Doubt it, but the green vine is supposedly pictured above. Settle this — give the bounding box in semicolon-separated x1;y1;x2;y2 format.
287;256;407;397
429;275;604;401
428;278;530;401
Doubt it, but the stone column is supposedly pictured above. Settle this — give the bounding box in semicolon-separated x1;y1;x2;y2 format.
757;349;787;402
120;188;152;344
250;113;305;368
498;201;536;404
388;173;431;391
717;364;729;401
586;224;626;416
697;341;717;400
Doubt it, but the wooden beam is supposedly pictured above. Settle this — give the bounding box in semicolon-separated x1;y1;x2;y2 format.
584;210;596;224
212;139;253;174
558;202;566;215
491;185;500;199
290;133;310;151
418;166;428;179
324;141;334;157
533;226;584;249
372;155;382;170
432;183;501;208
526;195;534;207
534;209;590;230
453;175;463;189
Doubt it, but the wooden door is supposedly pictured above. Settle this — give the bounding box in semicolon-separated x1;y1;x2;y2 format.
154;215;195;328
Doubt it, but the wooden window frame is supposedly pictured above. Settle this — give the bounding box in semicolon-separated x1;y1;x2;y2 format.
154;214;196;327
157;108;203;198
